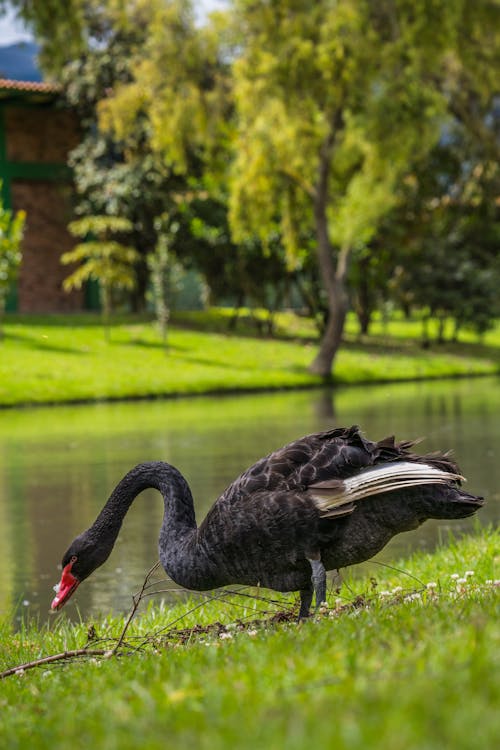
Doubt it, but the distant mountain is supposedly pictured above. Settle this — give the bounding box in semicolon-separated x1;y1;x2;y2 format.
0;41;41;81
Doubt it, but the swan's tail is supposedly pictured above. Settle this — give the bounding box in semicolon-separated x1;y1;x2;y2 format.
309;461;465;516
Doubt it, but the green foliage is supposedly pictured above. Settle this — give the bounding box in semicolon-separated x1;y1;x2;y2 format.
229;0;499;374
59;0;233;313
98;0;230;175
383;118;500;340
62;215;139;338
0;190;25;333
61;240;138;292
60;5;182;312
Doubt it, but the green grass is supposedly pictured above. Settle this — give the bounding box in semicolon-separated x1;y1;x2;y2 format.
0;310;498;407
0;528;498;749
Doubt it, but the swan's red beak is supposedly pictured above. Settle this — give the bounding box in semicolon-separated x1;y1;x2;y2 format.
51;561;80;610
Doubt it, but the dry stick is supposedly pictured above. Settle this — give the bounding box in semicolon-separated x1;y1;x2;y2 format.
111;561;162;655
0;649;106;680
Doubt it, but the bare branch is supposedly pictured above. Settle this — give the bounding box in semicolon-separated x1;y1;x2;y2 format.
0;649;106;680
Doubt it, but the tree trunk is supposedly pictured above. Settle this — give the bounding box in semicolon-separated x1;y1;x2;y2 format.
354;257;373;335
309;126;350;378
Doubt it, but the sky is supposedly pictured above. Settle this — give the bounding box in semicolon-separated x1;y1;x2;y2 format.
0;6;32;44
0;1;228;45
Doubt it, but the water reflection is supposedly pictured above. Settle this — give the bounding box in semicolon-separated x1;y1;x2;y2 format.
0;377;498;624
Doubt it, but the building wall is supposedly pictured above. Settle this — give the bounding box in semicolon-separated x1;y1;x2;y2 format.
5;106;79;164
1;100;83;312
12;180;83;312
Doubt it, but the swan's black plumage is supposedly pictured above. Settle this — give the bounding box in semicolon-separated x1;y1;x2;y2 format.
52;426;484;616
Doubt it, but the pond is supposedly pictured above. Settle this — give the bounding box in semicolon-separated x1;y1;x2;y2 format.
0;376;498;624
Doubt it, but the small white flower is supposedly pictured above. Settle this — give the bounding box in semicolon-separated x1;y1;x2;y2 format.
465;570;475;577
219;632;233;640
247;629;258;637
379;590;391;598
335;598;343;607
22;600;30;606
485;580;493;585
426;582;438;589
404;593;422;602
457;578;467;585
450;574;460;580
392;586;403;594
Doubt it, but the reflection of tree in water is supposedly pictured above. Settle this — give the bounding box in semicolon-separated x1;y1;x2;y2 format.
314;388;336;423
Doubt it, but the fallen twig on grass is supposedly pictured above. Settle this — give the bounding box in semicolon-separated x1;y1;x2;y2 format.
0;649;107;679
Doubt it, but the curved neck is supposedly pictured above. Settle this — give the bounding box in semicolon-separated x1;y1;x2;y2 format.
89;461;197;557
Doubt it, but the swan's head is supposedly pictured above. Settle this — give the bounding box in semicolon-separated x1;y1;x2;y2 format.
51;534;113;610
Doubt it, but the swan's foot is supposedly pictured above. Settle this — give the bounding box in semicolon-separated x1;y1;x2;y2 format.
307;557;327;611
298;557;327;620
298;588;313;621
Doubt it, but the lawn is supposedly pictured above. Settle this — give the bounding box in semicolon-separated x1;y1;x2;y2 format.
0;527;498;749
0;310;498;407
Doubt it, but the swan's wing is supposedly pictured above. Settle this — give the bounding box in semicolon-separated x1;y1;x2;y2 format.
218;426;380;504
218;425;460;512
309;461;464;517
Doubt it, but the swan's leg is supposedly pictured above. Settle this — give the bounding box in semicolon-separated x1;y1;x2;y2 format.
298;588;313;620
307;557;327;610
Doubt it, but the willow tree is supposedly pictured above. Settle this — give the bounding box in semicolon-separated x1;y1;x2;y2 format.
98;0;230;178
229;0;498;377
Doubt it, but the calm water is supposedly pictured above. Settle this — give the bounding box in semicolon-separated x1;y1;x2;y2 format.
0;377;498;624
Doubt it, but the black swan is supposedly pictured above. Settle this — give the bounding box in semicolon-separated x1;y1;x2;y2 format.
51;426;484;618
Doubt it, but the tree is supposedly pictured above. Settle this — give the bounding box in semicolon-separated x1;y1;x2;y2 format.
62;215;139;339
387;157;500;342
60;0;232;312
0;188;24;338
229;0;499;377
59;2;187;312
97;0;231;177
146;214;181;344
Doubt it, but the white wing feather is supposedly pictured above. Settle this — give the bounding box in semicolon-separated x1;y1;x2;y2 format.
310;461;464;513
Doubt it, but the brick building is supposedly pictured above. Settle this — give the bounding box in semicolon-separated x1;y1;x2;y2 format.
0;76;85;312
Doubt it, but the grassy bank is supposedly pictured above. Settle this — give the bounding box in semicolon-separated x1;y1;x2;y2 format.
0;528;498;749
0;310;498;407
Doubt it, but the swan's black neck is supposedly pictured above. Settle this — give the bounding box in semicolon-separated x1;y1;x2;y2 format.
92;461;196;538
87;462;216;588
